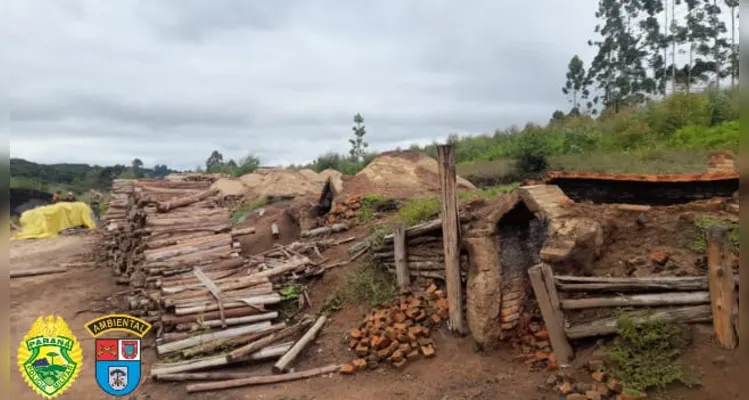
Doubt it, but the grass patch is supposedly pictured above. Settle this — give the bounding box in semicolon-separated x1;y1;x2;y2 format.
322;264;396;313
608;314;699;396
459;183;520;200
689;215;739;253
394;197;440;227
231;198;267;224
358;194;389;223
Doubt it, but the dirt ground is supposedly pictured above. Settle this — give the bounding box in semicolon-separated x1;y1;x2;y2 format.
10;221;739;399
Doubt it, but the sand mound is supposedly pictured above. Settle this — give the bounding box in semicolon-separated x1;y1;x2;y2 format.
238;169;324;202
343;151;476;197
210;178;250;197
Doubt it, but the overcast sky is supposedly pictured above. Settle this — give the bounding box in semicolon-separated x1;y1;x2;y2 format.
8;1;607;170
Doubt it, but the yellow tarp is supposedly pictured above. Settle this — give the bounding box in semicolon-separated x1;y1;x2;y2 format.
13;202;96;240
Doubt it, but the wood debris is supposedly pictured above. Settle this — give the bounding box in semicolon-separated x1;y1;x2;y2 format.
98;178;349;386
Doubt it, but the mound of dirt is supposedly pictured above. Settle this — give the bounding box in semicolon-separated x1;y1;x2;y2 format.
210;178;250;197
238;169;325;202
343;151;476;197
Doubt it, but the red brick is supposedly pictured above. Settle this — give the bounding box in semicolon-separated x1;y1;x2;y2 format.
421;345;435;358
339;364;355;375
353;358;367;370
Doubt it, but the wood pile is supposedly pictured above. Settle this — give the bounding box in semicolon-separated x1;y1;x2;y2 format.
338;284;448;374
98;178;355;387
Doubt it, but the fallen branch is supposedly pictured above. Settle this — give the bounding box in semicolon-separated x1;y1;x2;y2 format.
185;364;340;393
11;266;67;278
272;315;327;373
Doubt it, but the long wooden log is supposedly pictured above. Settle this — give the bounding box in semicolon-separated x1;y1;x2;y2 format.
175;312;279;331
705;226;738;349
185;364;340;393
156;321;273;355
228;319;313;361
300;223;349;238
151;342;293;377
565;305;712;339
162;306;267;326
272;315;327;373
560;291;710;310
144;234;232;262
158;188;220;212
180;324;287;358
174;293;282;315
251;257;310;279
11;266;67;278
555;275;709;292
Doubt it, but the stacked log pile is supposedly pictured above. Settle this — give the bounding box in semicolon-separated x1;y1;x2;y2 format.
339;284;447;374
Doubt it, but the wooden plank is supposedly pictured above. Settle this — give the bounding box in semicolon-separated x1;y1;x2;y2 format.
393;222;410;290
560;291;710;310
528;264;573;365
705;226;738;349
565;305;712;339
437;144;466;335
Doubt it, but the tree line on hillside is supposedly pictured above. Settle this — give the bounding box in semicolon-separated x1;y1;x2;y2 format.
561;0;739;116
10;158;176;194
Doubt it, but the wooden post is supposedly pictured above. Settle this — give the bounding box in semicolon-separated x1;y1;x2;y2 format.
528;263;573;365
393;222;410;290
705;226;737;349
437;144;466;335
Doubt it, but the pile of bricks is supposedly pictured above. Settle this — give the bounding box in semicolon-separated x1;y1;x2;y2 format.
548;361;629;400
325;195;362;225
339;284;448;374
510;313;557;370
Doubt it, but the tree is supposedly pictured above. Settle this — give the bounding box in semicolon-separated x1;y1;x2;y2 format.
205;150;224;173
349;113;369;163
46;351;58;366
561;55;589;110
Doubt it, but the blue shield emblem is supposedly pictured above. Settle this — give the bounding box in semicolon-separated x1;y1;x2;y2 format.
95;339;141;397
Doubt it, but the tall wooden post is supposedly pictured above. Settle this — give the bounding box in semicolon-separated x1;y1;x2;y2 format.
705;226;738;349
437;144;466;335
393;223;410;290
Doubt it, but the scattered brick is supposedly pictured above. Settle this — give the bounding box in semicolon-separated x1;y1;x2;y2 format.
339;364;355;375
353;358;367;370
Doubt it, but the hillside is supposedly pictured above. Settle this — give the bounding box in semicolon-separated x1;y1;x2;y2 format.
10;158;176;194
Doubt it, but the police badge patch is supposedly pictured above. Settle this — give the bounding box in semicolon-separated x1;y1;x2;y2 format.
84;314;152;398
95;338;141;396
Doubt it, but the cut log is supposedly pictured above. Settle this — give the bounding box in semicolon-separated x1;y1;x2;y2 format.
528;264;573;365
11;266;67;278
162;306;266;326
175;312;279;331
560;291;710;310
156;321;274;355
174;293;282;315
300;223;349;238
231;227;256;237
158;188;220;212
151;341;293;376
272;315;327;373
228;319;312;361
393;223;410;290
705;226;738;349
185;364;340;393
555;275;708;292
438;144;466;335
251;257;310;279
565;305;713;339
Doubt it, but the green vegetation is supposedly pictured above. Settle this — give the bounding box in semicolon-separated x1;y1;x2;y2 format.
608;315;698;396
689;215;739;254
322;263;396;313
230;198;267;224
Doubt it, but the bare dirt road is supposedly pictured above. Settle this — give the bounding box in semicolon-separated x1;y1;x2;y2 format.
10;234;738;400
